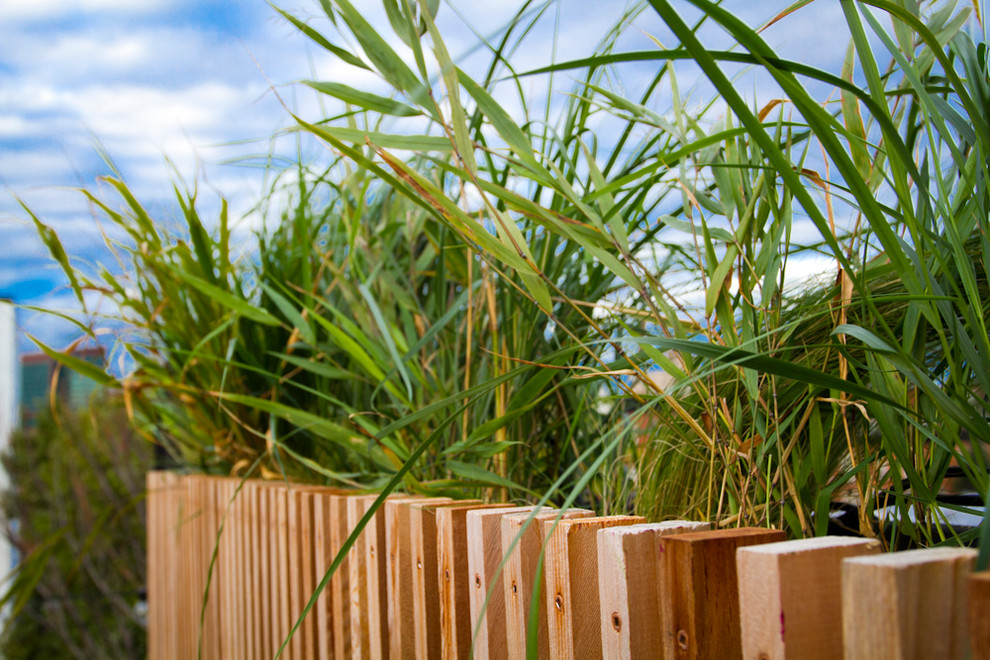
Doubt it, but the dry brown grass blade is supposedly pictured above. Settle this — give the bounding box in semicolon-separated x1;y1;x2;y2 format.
758;0;818;34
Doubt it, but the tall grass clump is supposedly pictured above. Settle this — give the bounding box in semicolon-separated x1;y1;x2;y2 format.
23;0;990;590
28;139;633;506
281;0;990;553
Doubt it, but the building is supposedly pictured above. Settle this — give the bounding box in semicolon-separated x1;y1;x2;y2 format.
19;347;105;423
0;301;17;623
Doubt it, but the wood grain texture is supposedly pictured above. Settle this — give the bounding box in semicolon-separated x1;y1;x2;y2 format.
598;521;710;660
346;494;380;659
297;491;317;659
312;492;333;660
275;485;292;659
658;527;786;660
969;571;990;660
193;475;224;659
437;503;510;660
329;493;354;660
354;493;410;660
543;515;645;660
247;482;262;660
467;506;539;660
216;479;235;660
286;488;305;660
737;536;879;660
145;472;164;660
501;508;594;660
256;483;276;660
407;500;483;659
842;547;976;660
385;497;452;659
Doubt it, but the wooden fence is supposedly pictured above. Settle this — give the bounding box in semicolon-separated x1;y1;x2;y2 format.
146;471;990;659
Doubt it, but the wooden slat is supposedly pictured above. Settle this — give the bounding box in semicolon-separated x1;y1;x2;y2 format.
543;515;645;660
216;478;235;660
286;487;304;660
201;476;223;659
842;547;976;660
312;491;334;660
598;521;710;660
254;482;276;660
232;480;248;660
467;506;539;660
247;481;262;660
657;527;786;660
502;508;594;660
350;493;410;660
329;493;355;660
146;472;163;660
233;479;248;660
737;536;879;660
346;494;378;659
969;571;990;660
186;475;223;660
406;500;483;659
275;485;292;659
386;497;452;659
277;485;343;660
298;490;318;659
172;473;185;658
156;472;174;660
437;503;515;660
181;476;198;660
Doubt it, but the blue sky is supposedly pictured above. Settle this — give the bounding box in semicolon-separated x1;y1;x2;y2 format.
0;0;851;358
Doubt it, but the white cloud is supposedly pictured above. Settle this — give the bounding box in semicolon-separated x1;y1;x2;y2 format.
0;0;176;22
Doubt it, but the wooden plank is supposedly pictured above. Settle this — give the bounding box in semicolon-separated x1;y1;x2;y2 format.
216;478;235;660
154;472;170;660
657;527;786;660
437;503;515;660
543;515;645;660
246;481;262;660
842;547;976;660
329;493;355;660
210;477;225;660
233;479;248;660
171;473;185;658
597;521;710;660
181;475;195;660
406;500;483;659
146;472;163;660
190;475;223;660
346;494;377;659
280;485;342;660
160;472;179;660
233;478;247;660
737;536;879;660
502;508;594;660
969;571;990;660
286;487;305;660
467;506;539;660
350;493;410;660
298;490;318;660
386;497;452;659
254;482;275;660
312;491;334;660
274;484;292;659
